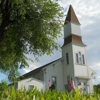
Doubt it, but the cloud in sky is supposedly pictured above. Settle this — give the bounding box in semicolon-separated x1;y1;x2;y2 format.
20;61;38;75
0;0;100;84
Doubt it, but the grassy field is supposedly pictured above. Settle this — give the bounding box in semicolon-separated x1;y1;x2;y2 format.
0;86;100;100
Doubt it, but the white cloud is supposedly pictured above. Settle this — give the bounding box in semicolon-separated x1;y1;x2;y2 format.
96;75;100;79
90;63;100;70
20;62;38;75
22;68;30;74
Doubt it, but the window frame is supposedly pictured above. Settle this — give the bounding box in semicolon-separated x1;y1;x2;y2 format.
76;53;79;64
67;75;70;85
52;76;57;86
75;51;85;65
78;52;82;64
28;85;34;90
66;53;69;64
82;54;85;64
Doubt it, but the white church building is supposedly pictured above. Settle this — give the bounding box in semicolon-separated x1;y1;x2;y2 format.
16;5;95;94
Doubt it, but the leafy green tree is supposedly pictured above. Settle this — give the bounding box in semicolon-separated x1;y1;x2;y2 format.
0;0;64;81
94;84;100;93
0;80;8;91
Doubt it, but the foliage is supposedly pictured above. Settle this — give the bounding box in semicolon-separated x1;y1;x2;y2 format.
0;0;64;81
0;80;8;92
0;87;100;100
94;84;100;94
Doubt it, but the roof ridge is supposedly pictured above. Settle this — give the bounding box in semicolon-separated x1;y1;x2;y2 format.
21;58;62;79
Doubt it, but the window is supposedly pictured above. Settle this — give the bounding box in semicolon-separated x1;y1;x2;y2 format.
78;52;82;64
28;85;34;90
67;76;70;85
78;82;81;85
76;52;85;65
82;54;85;64
52;76;57;85
66;53;69;64
76;53;79;63
84;82;86;85
81;82;84;86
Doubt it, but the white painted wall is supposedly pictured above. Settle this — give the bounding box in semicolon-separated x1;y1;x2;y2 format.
43;59;64;91
88;68;94;94
61;42;93;93
64;22;71;38
62;43;74;82
71;23;81;36
88;79;93;94
72;43;89;77
17;77;45;91
75;65;88;77
62;43;76;92
64;22;81;38
72;43;93;93
63;11;93;93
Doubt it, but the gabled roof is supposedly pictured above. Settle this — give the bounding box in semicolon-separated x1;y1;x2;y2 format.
64;5;80;25
88;68;96;75
21;58;61;79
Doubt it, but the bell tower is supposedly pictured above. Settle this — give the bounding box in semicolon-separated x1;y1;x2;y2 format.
63;5;84;46
62;5;92;93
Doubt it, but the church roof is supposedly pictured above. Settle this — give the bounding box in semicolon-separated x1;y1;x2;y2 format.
21;58;61;79
63;35;86;46
65;5;80;25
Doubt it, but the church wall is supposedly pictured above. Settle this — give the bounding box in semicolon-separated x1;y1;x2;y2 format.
62;43;75;91
64;22;71;38
75;65;88;77
43;60;64;91
88;79;93;94
72;44;89;77
88;70;94;94
71;23;81;36
64;22;81;38
17;78;45;91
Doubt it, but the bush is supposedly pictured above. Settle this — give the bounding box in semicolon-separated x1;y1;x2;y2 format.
0;86;100;100
0;80;8;91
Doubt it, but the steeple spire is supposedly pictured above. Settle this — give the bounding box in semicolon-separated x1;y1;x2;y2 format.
63;5;85;46
65;5;80;25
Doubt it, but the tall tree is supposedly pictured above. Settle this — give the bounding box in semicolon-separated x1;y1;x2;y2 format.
0;0;64;81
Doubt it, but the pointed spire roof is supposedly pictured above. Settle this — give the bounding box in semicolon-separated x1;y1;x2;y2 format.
65;5;80;25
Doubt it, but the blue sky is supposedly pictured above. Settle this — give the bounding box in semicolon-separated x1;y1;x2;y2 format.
0;0;100;84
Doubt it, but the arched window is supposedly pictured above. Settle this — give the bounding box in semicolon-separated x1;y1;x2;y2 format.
76;52;85;65
78;52;82;64
66;53;69;64
82;54;85;64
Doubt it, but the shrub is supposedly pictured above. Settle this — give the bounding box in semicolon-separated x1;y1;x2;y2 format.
0;86;100;100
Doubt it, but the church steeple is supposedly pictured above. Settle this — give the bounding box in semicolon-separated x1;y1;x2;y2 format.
65;5;80;25
63;5;85;46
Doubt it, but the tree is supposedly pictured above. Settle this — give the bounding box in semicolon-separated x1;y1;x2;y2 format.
0;0;64;81
94;84;100;93
0;80;8;91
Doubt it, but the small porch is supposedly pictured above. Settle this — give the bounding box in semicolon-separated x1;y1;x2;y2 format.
75;76;90;94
